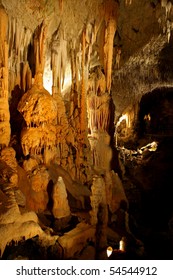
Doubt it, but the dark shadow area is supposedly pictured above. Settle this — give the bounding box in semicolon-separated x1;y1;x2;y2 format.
158;37;173;81
137;87;173;137
9;85;26;160
47;180;54;212
121;87;173;259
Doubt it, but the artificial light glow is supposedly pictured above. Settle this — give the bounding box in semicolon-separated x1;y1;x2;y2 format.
116;113;130;128
140;141;158;152
144;113;151;121
106;246;113;257
119;237;126;251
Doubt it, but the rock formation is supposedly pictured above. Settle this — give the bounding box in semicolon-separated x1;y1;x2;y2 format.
52;176;71;219
0;0;173;260
0;7;11;149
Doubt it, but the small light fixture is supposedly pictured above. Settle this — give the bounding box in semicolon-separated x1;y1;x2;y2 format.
106;246;113;258
119;237;126;252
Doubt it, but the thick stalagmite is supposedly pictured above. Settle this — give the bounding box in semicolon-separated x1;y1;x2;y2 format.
52;176;71;219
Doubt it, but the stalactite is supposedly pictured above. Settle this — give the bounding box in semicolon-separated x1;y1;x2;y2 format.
166;1;172;18
70;40;76;91
12;17;16;53
125;0;132;5
80;29;86;133
0;6;10;148
23;29;32;61
76;43;82;106
22;62;28;92
51;24;68;95
22;62;32;92
161;0;167;8
104;18;116;93
34;21;47;87
15;19;20;58
59;0;63;13
104;0;117;93
0;8;8;67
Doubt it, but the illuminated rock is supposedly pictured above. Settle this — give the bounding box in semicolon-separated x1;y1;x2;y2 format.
18;85;57;127
52;176;71;219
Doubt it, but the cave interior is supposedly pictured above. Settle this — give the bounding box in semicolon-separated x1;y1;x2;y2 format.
0;0;173;260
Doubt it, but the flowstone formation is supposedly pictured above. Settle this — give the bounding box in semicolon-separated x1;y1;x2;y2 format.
18;84;57;161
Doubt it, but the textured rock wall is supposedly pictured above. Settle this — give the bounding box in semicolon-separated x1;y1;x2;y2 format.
111;0;173;131
0;7;11;148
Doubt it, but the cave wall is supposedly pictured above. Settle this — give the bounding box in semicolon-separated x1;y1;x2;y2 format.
111;0;173;129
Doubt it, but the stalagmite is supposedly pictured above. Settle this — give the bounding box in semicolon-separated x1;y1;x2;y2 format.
90;175;107;225
52;176;71;219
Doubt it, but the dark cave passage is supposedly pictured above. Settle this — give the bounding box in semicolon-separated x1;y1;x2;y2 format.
138;87;173;137
119;88;173;259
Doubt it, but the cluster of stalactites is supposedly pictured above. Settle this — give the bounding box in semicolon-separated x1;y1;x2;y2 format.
7;15;32;94
87;93;111;133
158;0;173;43
87;67;110;134
161;0;172;18
20;125;57;157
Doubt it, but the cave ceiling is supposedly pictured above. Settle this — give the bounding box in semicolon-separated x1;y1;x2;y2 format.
1;0;173;116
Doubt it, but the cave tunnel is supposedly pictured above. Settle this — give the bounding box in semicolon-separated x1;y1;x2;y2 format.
123;87;173;259
138;87;173;137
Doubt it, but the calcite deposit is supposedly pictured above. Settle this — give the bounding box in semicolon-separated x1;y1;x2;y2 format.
1;0;173;260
